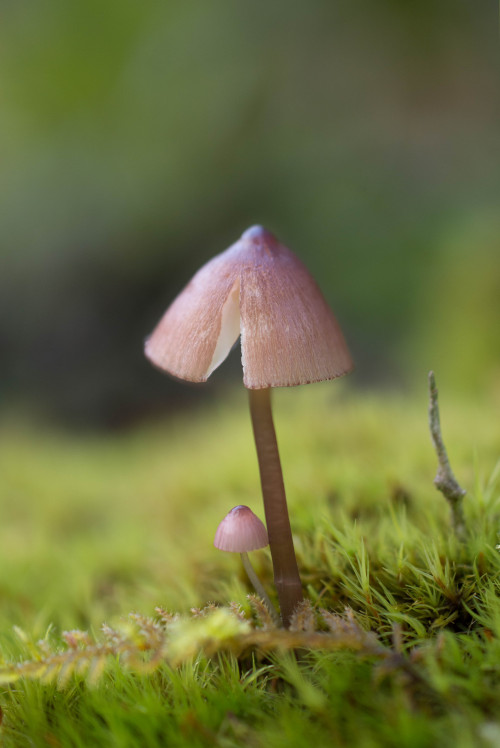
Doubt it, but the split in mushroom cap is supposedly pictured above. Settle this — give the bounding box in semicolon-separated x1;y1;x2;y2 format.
145;225;353;388
214;505;269;553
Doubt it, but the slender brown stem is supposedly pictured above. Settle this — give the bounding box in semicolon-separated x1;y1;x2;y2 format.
240;552;280;626
248;387;303;627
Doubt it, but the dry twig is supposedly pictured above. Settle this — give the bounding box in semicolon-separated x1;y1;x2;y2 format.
428;371;467;541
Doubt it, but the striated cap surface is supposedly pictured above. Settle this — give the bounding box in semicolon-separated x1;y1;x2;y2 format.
145;226;353;388
214;505;269;553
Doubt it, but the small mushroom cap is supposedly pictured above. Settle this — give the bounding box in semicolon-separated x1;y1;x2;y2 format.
145;225;353;388
214;505;269;553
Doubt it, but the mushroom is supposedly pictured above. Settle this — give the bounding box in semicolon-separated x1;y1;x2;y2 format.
214;505;278;621
214;504;269;552
145;225;353;626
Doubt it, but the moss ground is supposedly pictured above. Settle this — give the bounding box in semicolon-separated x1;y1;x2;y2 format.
0;381;499;747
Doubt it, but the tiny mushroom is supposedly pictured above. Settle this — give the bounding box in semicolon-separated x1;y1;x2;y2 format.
214;505;277;622
214;504;269;553
145;225;353;626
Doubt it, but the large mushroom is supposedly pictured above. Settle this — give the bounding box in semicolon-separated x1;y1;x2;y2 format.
145;225;353;626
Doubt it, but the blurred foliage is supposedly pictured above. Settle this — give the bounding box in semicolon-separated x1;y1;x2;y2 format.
0;0;498;425
412;211;500;397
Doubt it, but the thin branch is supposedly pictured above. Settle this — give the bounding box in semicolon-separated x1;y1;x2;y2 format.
428;371;467;541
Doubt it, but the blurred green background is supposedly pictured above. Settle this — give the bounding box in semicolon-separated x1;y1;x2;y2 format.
1;0;499;427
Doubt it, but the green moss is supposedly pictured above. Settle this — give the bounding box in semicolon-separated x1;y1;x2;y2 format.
0;383;499;746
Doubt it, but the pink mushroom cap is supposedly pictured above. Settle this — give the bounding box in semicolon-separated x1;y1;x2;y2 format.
145;225;353;389
214;505;269;553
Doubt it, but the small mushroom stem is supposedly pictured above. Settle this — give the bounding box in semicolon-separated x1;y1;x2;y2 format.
248;387;303;627
240;552;280;625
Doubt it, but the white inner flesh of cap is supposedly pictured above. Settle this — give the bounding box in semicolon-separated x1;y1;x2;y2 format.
206;279;241;377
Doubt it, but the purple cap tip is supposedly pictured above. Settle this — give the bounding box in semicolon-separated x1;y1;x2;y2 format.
241;225;277;244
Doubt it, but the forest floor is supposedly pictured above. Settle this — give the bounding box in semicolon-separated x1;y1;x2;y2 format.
0;380;499;747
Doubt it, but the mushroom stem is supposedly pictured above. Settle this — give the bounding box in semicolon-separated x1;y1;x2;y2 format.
248;387;303;627
240;552;280;625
